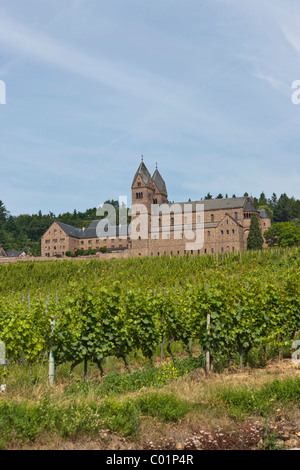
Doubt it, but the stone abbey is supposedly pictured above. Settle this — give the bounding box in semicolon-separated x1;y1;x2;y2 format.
41;160;271;258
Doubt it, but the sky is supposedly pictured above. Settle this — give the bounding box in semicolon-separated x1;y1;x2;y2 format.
0;0;299;216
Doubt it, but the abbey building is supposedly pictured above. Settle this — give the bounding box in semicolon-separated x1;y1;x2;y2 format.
41;160;271;258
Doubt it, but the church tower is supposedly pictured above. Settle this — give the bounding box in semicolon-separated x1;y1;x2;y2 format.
131;158;168;249
152;164;168;205
131;157;168;210
131;156;155;215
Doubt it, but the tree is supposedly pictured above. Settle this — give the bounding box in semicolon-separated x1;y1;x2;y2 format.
247;214;264;250
269;193;277;209
0;201;8;225
258;192;267;205
273;194;293;222
264;222;300;247
104;199;119;210
204;193;213;200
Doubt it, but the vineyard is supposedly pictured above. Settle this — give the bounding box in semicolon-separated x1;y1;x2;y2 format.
0;247;299;384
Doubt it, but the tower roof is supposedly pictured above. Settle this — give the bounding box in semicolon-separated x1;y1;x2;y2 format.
132;160;152;187
152;167;166;193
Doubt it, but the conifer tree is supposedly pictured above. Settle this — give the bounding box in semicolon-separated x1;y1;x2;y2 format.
247;213;264;250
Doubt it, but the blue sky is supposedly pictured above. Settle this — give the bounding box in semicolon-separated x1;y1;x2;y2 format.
0;0;299;216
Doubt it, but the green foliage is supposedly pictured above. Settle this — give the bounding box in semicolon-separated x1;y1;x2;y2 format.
63;356;202;397
136;392;190;422
0;391;190;447
247;214;264;250
259;421;285;450
0;247;299;376
213;377;300;419
264;222;300;247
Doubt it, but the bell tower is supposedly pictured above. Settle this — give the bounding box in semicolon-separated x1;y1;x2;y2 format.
152;163;168;205
131;156;155;215
131;158;168;251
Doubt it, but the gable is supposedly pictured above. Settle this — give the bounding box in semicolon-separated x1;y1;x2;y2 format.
216;213;243;228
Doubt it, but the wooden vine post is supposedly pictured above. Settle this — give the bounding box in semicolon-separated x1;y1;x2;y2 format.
206;312;211;376
0;341;6;392
205;284;211;376
238;301;244;371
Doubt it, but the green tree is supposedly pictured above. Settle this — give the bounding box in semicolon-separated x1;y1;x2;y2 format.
264;222;300;247
247;214;264;250
258;191;268;205
273;194;293;222
269;193;278;209
0;201;8;225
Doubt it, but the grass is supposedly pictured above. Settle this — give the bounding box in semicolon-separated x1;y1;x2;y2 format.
1;353;300;450
63;355;204;398
0;391;191;449
211;377;300;419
